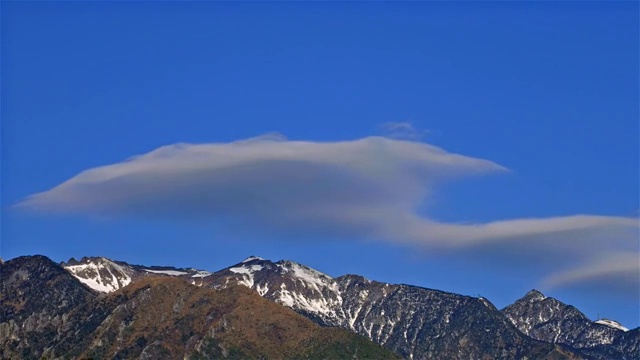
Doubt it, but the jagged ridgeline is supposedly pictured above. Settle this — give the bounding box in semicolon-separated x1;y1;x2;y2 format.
0;256;397;360
2;255;638;359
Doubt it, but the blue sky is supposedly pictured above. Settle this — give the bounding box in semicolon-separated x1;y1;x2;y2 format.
2;2;638;327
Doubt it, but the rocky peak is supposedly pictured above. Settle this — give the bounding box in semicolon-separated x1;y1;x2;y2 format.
63;256;135;293
62;257;80;266
502;289;631;355
241;255;265;263
521;289;546;302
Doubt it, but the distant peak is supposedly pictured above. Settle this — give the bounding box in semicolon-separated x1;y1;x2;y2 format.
78;256;107;262
62;256;122;269
522;289;546;302
62;257;80;266
242;256;265;263
337;274;369;282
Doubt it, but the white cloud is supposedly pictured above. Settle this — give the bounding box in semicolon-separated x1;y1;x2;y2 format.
17;135;504;217
16;134;639;294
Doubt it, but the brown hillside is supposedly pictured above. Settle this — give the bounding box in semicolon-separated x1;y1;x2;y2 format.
64;277;398;359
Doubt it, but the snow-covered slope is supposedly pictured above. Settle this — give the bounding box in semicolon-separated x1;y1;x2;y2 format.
61;256;212;293
207;257;346;325
63;257;134;292
596;319;629;332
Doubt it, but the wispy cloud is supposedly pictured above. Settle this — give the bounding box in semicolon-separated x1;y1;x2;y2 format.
16;134;639;294
541;252;639;295
378;122;427;140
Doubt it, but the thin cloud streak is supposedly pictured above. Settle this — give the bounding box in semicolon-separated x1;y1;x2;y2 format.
16;134;639;294
541;253;640;294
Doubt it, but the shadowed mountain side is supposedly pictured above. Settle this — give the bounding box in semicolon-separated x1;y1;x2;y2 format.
1;255;96;323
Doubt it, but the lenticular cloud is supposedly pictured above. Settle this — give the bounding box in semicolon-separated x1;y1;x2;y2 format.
16;134;639;292
17;135;506;219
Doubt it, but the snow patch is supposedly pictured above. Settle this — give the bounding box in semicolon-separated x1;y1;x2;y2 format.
359;289;369;300
256;283;270;296
229;265;263;274
229;265;263;288
191;271;212;278
595;319;628;332
65;259;132;293
72;274;116;293
144;269;188;276
479;297;492;308
279;289;295;307
276;287;342;318
348;303;365;329
287;262;332;292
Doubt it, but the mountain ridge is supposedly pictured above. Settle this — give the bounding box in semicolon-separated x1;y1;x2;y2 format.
502;289;638;360
58;254;635;359
0;255;397;360
3;254;638;359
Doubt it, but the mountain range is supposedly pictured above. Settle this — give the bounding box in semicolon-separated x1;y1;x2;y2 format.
1;254;637;359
